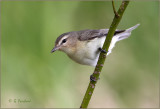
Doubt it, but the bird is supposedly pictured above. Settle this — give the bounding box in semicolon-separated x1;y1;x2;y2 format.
51;24;140;66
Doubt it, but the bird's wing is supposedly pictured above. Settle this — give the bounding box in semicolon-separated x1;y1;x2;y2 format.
77;29;102;41
78;29;125;41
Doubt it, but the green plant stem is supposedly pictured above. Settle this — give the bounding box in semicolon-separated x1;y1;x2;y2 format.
80;1;130;108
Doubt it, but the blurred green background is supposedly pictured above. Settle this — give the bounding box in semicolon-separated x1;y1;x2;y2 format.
1;1;159;108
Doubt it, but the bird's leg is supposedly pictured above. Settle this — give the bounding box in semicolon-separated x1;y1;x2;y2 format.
99;47;107;53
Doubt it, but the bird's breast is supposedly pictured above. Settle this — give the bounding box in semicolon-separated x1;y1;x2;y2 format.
67;37;106;66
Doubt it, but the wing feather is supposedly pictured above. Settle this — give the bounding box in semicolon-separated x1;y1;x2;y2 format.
78;29;125;41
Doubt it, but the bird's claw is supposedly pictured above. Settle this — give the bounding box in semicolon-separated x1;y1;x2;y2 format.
99;47;107;53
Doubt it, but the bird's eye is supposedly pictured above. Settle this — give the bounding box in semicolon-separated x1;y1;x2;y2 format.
62;39;67;44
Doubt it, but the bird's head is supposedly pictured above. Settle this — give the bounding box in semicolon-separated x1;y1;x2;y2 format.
51;32;78;54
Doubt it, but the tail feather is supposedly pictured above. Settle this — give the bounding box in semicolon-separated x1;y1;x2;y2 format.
107;24;140;55
116;24;140;41
126;24;140;32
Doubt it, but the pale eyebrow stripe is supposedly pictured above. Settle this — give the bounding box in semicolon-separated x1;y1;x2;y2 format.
58;35;69;45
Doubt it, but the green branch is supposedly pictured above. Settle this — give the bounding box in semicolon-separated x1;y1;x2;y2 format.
80;1;130;108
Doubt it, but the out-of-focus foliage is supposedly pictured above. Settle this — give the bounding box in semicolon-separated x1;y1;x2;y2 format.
1;1;159;108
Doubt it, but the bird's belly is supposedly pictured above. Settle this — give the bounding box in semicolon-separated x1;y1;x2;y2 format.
68;53;98;66
68;37;106;66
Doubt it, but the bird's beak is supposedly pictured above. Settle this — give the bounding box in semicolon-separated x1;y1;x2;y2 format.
51;46;59;53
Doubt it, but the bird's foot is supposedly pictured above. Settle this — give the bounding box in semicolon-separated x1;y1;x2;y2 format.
99;47;107;53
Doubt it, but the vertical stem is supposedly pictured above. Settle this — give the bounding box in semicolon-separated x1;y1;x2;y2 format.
112;0;119;17
80;1;130;108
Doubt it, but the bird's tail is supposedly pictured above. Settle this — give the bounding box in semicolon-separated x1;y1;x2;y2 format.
107;24;140;55
116;24;140;41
